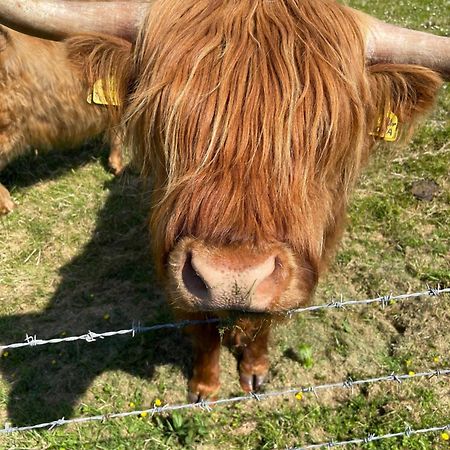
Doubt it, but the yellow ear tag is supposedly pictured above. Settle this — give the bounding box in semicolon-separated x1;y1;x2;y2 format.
87;78;120;106
373;111;399;142
383;111;398;142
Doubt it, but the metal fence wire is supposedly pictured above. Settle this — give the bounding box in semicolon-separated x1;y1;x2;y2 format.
1;369;448;436
1;287;448;352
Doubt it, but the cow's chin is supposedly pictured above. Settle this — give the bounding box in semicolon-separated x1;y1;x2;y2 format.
166;237;317;316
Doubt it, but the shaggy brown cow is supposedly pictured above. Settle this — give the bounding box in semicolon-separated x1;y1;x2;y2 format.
0;25;124;214
2;0;448;401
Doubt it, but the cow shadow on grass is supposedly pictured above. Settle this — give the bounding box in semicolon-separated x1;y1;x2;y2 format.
0;151;192;427
1;138;114;192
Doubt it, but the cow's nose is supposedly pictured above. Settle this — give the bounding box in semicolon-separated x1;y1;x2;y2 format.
181;248;281;311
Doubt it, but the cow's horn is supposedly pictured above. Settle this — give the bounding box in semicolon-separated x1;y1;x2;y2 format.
0;1;149;42
354;10;450;81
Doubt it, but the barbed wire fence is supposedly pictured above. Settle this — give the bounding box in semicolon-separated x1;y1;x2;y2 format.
289;422;450;449
0;287;449;448
1;369;449;436
1;287;448;352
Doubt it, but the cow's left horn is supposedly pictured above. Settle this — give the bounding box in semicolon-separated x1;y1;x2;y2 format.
0;1;150;42
353;10;450;81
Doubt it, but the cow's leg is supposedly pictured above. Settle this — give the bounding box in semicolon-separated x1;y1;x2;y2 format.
0;155;14;214
0;182;14;214
229;319;271;392
186;322;221;402
107;129;124;176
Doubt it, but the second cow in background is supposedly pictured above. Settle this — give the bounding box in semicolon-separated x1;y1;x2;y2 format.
0;26;123;214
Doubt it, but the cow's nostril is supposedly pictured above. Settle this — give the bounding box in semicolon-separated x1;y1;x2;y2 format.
182;252;210;301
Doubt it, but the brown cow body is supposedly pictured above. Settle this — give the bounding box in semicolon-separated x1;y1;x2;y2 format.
0;26;123;214
0;0;446;401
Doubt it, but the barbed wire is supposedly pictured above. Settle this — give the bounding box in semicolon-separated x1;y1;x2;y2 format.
1;287;448;353
288;287;449;314
1;368;448;434
289;423;450;449
0;318;220;352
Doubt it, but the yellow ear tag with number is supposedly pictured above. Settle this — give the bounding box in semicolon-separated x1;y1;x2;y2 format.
383;111;399;142
87;78;120;106
373;111;399;142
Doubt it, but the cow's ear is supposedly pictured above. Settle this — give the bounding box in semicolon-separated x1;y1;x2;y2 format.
368;64;443;140
65;34;132;116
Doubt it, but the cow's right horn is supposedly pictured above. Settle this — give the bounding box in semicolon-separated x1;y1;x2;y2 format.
353;9;450;81
0;1;149;42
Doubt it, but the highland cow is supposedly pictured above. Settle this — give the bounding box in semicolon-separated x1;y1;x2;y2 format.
0;25;123;214
1;0;448;401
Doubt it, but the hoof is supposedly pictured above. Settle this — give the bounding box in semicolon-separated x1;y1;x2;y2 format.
187;390;218;404
187;391;205;404
187;379;220;403
239;372;267;392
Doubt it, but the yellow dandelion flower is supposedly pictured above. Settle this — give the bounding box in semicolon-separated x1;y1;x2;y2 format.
129;402;135;408
408;371;415;377
295;392;303;401
103;313;110;320
405;359;412;367
2;351;9;358
433;356;440;363
441;432;449;441
140;411;148;418
154;399;162;407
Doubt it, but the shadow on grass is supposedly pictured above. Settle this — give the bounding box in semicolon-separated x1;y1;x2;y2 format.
1;138;114;191
0;150;192;426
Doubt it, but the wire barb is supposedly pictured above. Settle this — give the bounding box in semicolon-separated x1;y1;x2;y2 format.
343;377;354;389
24;334;38;346
428;287;439;296
198;400;213;412
363;433;376;443
250;391;261;401
131;321;142;337
380;294;392;308
404;425;413;437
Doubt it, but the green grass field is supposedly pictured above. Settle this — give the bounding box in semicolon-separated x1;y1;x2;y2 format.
0;1;449;448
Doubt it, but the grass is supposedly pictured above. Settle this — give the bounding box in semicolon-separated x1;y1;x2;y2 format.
0;1;449;448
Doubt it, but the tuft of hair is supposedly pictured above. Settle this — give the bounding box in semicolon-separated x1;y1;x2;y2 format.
368;64;443;142
65;34;132;125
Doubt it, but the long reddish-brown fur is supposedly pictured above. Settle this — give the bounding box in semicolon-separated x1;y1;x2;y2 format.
0;26;125;214
66;0;443;398
126;0;440;274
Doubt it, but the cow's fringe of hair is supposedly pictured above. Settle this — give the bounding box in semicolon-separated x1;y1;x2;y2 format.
124;0;373;266
129;0;369;185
